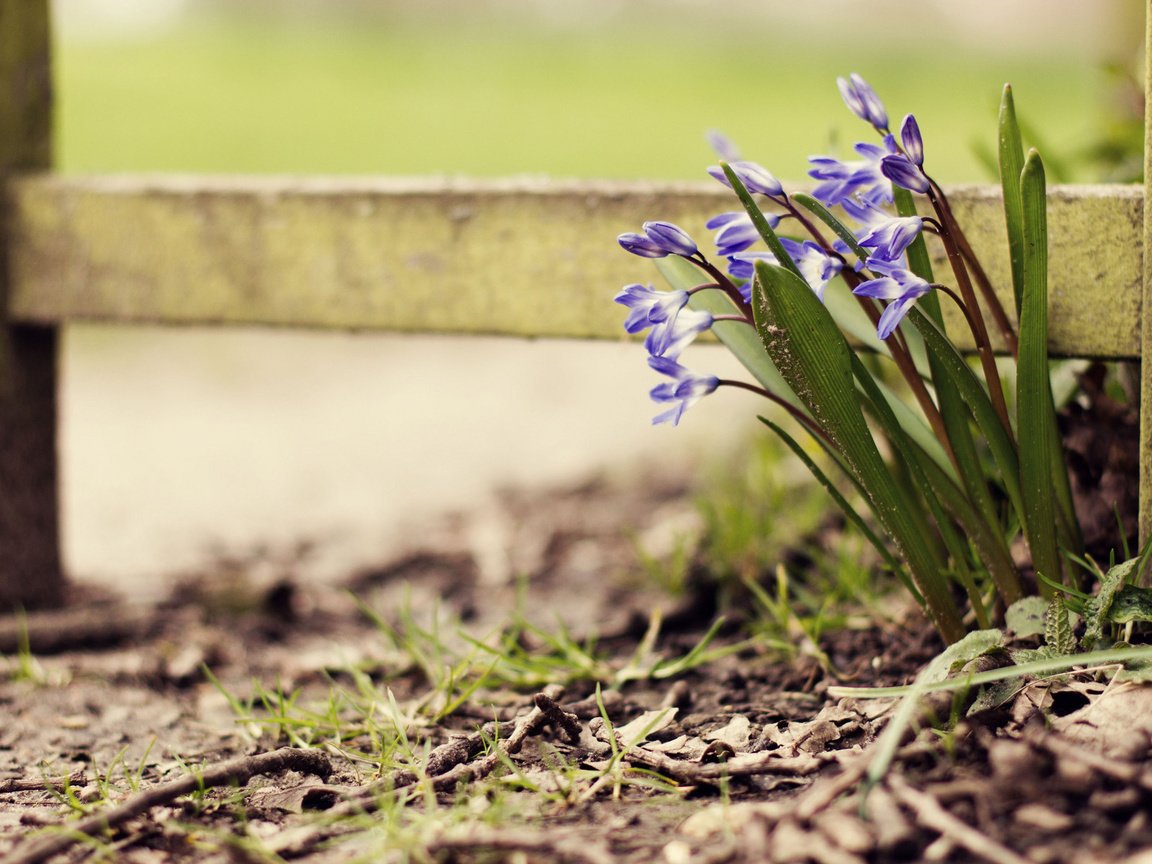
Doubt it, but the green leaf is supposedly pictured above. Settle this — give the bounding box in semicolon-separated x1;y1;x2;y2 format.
868;374;953;476
905;307;1024;526
1005;595;1048;638
1016;150;1062;589
1083;556;1141;646
835;644;1152;700
896;188;1004;541
752;260;964;642
1044;597;1076;654
998;84;1026;317
911;436;1022;608
852;350;1020;608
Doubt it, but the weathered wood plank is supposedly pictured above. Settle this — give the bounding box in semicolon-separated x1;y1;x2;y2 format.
6;177;1143;358
0;1;63;610
1142;0;1152;544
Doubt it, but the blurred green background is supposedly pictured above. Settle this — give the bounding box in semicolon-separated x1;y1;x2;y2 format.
50;0;1142;588
55;0;1140;182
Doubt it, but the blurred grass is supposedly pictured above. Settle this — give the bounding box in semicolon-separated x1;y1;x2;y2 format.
55;10;1101;182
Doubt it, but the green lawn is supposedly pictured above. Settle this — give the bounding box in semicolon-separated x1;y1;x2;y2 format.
56;10;1102;182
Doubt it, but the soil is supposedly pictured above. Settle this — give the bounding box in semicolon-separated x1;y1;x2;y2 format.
1;467;1151;864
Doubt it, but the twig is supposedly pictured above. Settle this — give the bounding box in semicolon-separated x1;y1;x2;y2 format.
5;747;332;864
428;825;614;864
888;774;1031;864
619;743;830;784
268;691;564;857
794;756;869;820
0;603;157;655
1033;732;1152;789
0;771;86;794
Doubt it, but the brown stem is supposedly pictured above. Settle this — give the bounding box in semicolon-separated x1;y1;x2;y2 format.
957;238;1019;356
930;182;1019;356
690;256;752;320
717;378;837;451
782;195;832;249
927;186;1013;435
7;748;332;864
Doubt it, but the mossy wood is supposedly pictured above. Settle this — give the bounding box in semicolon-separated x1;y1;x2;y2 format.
6;178;1142;360
1143;0;1152;547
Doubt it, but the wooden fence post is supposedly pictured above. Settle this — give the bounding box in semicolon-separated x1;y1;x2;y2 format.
0;1;63;609
1143;0;1152;546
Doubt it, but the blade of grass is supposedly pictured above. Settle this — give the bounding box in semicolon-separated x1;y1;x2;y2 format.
830;644;1152;700
858;629;1004;800
758;415;911;590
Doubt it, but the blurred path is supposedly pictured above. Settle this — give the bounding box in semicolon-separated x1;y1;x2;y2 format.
61;329;750;594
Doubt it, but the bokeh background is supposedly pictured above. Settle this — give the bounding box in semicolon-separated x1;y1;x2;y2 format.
52;0;1140;591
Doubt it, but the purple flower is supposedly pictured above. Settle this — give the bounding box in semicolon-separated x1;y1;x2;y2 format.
852;263;933;339
856;212;923;264
808;136;898;207
900;114;924;166
613;284;690;334
706;130;741;162
643;221;698;257
645;307;713;359
837;73;889;131
618;232;668;258
779;239;843;302
618;221;699;258
880;154;930;194
707;160;784;197
705;210;779;257
648;356;720;426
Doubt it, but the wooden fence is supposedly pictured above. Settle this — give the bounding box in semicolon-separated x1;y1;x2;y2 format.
0;2;1148;609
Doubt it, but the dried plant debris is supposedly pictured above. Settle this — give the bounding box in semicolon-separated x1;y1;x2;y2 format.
1;475;1152;862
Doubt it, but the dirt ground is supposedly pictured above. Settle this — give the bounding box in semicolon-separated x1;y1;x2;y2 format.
3;467;1152;864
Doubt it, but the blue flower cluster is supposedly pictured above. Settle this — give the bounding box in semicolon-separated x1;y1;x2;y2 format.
615;74;938;424
612;224;719;426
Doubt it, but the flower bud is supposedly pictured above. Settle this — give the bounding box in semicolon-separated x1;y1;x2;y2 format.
837;73;889;131
708;161;783;197
618;232;668;258
900;114;924;166
880;154;929;193
643;221;698;257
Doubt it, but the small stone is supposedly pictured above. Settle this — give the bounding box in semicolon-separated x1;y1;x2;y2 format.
812;809;873;854
1013;803;1074;832
1090;786;1141;814
663;839;693;864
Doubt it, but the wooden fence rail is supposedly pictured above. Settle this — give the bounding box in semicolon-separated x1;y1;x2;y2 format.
0;0;1148;609
6;178;1144;358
